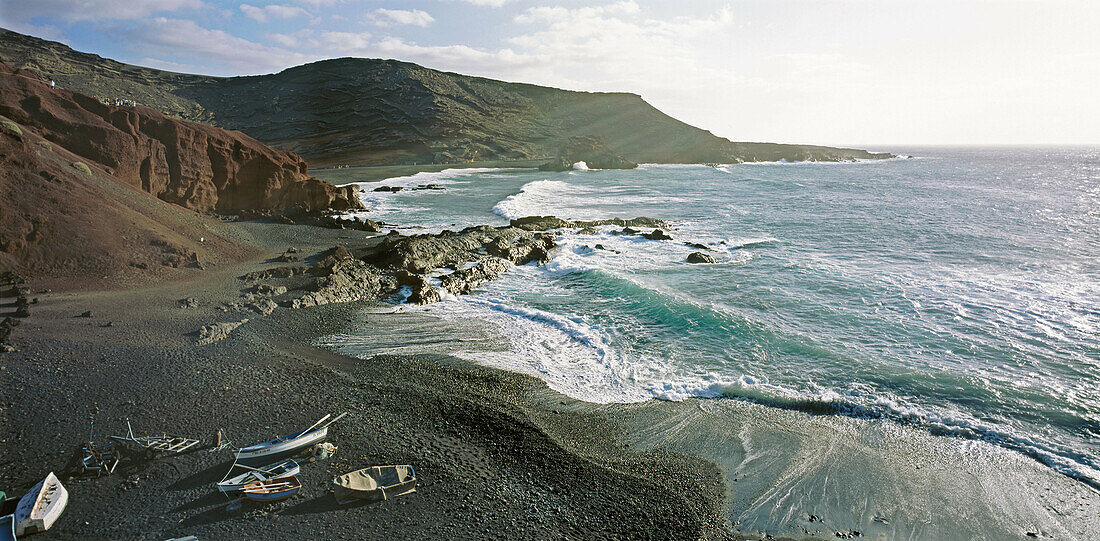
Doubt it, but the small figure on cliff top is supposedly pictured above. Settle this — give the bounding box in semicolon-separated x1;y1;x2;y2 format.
50;80;55;88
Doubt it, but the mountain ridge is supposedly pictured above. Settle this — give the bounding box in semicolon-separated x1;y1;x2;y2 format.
0;28;892;167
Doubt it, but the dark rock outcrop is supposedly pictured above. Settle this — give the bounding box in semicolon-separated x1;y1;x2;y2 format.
440;258;511;296
686;252;718;264
510;216;668;232
538;136;638;171
395;270;441;305
290;258;398;309
643;229;674;241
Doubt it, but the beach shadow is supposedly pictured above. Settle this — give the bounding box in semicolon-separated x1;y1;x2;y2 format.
171;490;235;514
281;494;380;516
168;460;236;492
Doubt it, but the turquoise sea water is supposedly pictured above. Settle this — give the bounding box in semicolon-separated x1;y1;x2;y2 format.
339;147;1100;490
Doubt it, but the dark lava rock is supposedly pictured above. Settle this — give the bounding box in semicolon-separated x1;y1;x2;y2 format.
395;271;441;305
643;229;673;240
486;233;555;266
510;216;572;231
79;310;92;317
686;252;718;264
440;258;511;295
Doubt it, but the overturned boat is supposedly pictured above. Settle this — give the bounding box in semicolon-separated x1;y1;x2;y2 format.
242;477;301;503
14;472;67;536
333;465;416;504
236;412;346;465
217;459;300;494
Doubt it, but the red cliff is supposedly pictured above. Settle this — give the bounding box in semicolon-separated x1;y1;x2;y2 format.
0;62;359;213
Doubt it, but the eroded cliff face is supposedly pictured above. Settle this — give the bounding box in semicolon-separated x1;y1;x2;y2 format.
0;62;359;213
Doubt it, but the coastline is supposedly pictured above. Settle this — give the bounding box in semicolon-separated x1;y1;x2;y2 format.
0;220;745;540
2;217;1096;539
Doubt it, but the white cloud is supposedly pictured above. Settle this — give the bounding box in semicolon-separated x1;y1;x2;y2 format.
1;0;204;23
367;8;434;27
111;17;313;75
240;4;309;23
444;0;513;7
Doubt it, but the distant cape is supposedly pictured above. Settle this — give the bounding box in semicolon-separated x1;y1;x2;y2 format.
0;28;892;167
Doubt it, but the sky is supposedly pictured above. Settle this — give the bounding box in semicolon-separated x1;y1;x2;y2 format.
2;0;1099;146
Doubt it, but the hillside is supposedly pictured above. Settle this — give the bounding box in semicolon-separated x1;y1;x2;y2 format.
0;61;358;284
0;28;892;167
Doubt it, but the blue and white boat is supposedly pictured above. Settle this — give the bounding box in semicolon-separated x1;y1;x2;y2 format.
217;459;300;494
1;514;15;541
236;412;346;465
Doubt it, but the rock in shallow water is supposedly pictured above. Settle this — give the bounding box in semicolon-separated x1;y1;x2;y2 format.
686;252;718;264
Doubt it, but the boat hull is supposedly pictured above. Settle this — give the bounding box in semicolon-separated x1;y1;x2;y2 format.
242;477;301;503
14;472;68;536
237;426;327;465
1;514;15;541
333;465;416;504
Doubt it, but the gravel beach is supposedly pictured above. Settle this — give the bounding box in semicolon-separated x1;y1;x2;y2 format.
0;220;746;540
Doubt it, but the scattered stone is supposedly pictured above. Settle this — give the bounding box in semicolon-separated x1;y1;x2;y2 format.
373;185;403;192
834;530;862;539
686;252;718;264
178;297;199;308
249;284;287;297
0;344;16;352
79;310;93;318
685;242;710;250
249;299;278;316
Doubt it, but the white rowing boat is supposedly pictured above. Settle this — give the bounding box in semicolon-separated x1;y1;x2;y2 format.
236;413;346;465
14;472;68;536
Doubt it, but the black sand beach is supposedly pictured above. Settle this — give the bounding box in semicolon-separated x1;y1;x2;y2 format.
0;221;747;540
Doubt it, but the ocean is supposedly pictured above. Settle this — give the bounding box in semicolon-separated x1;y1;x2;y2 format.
331;147;1099;497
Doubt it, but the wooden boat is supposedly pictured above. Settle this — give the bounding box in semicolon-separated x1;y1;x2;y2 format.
217;459;300;494
236;412;346;465
242;476;301;503
332;465;416;504
1;514;14;541
14;472;68;536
